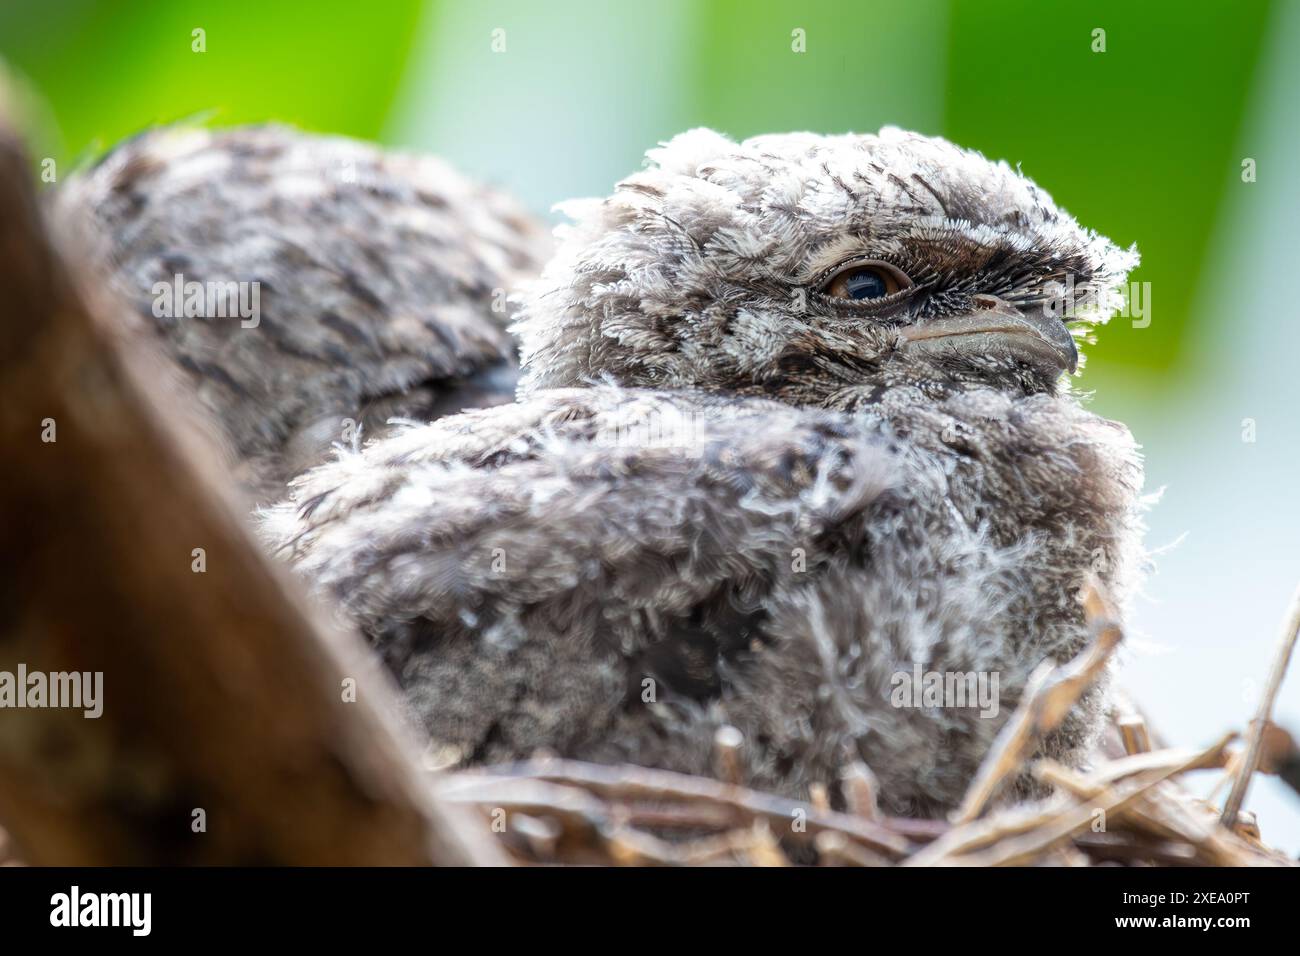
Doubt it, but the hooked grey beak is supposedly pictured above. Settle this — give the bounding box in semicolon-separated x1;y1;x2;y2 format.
898;294;1078;375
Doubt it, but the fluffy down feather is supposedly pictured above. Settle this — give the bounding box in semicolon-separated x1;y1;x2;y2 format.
49;124;550;503
263;382;1144;816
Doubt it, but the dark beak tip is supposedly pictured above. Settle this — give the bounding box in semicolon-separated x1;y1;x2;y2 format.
1060;335;1080;375
901;307;1081;377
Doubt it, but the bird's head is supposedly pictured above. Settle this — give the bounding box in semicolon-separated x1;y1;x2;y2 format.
515;128;1137;407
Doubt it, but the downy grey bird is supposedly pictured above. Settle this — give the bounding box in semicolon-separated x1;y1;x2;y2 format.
257;127;1146;817
49;125;549;504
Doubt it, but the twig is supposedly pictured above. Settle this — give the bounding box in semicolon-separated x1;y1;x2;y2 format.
1035;736;1286;867
904;797;1077;866
712;725;744;786
957;754;1229;867
1221;580;1300;826
438;758;915;858
841;762;881;821
1118;714;1151;755
951;578;1123;823
1088;735;1236;784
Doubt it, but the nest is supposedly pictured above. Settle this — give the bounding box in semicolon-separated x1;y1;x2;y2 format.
434;586;1300;866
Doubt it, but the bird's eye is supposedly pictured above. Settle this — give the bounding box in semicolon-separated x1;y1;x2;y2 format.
823;261;911;302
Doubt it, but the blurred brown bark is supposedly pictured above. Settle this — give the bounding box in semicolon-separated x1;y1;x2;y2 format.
0;97;502;865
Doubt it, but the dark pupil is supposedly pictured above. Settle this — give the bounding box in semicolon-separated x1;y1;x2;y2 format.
844;268;887;300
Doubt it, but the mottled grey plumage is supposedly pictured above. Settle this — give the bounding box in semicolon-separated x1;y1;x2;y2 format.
50;125;549;502
257;128;1146;816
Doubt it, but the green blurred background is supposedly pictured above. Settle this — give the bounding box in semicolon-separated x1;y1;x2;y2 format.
2;0;1297;846
0;0;1274;382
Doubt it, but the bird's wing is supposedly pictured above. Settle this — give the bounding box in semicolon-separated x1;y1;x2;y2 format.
260;386;900;769
47;124;551;502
